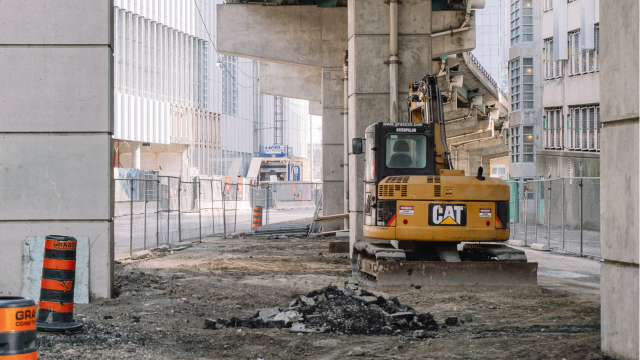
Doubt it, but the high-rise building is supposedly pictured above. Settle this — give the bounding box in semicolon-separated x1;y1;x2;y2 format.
504;0;600;182
472;0;506;90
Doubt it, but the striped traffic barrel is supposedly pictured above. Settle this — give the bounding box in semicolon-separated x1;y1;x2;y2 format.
36;236;82;333
0;297;38;359
252;206;263;228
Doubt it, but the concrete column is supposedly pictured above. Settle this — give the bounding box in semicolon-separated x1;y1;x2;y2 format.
132;141;141;170
322;67;346;230
347;0;433;253
599;1;639;358
0;1;114;298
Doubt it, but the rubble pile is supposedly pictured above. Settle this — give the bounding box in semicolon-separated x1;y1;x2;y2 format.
209;281;446;337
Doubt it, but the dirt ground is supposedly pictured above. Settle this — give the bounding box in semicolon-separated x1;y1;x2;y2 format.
37;235;608;360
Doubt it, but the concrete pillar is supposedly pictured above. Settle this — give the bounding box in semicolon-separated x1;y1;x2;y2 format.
132;141;141;170
0;1;114;298
322;67;347;230
347;0;433;252
599;1;639;358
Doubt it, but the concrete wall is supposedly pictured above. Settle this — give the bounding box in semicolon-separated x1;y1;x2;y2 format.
535;150;600;178
0;1;114;299
598;0;639;358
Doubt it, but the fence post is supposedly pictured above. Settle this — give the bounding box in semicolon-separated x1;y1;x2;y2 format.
178;179;182;243
143;179;147;250
534;182;538;243
198;181;202;243
211;180;215;236
156;179;160;248
561;177;565;250
524;186;528;245
129;178;134;257
579;178;583;255
547;180;551;247
266;184;270;226
222;181;227;239
167;178;170;245
234;184;239;233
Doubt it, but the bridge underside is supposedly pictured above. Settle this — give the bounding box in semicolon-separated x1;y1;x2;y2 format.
216;1;509;241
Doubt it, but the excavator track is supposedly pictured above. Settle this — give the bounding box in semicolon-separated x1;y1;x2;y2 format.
352;242;538;289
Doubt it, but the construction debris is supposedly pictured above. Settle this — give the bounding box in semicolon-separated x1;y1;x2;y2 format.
211;281;440;336
251;223;311;238
313;213;349;223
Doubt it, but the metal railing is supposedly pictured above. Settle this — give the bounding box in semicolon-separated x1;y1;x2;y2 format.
114;178;322;257
466;51;509;100
507;177;600;257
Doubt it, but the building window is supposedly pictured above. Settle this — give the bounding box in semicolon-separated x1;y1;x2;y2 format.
510;127;519;163
543;0;552;11
509;59;520;110
544;108;563;149
568;104;600;151
222;55;238;116
509;0;533;45
569;26;599;76
510;126;534;163
543;38;564;80
509;57;534;111
510;0;520;45
522;126;534;163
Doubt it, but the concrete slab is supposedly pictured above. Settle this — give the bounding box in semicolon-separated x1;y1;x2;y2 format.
0;47;112;132
530;243;551;251
507;240;526;247
21;236;90;304
0;221;111;299
0;134;112;220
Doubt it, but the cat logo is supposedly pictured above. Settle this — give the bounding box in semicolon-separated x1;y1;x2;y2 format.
428;204;467;226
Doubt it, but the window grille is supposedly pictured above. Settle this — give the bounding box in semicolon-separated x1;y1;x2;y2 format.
509;59;520;111
510;127;520;163
522;126;534;163
510;0;520;45
544;108;564;149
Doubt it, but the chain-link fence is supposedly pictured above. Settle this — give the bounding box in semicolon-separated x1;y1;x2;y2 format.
114;177;322;258
507;177;600;257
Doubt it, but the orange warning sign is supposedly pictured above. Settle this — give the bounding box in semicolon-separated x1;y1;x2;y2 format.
45;239;77;251
0;306;36;332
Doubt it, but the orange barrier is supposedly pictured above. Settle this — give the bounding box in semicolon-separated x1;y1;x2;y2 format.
36;235;83;333
0;297;38;358
252;206;263;228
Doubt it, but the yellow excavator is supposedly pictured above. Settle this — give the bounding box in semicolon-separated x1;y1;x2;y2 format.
351;75;537;288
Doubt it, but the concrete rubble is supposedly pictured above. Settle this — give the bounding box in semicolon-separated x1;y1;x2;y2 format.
209;281;441;337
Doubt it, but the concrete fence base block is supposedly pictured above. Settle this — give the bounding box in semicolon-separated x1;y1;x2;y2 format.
530;243;551;251
169;242;194;249
507;240;526;247
131;250;152;260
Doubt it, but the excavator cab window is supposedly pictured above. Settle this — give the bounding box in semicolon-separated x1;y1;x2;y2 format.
385;135;427;169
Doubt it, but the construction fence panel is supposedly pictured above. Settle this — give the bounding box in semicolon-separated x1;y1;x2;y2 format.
200;179;225;237
114;179;161;256
508;177;601;258
114;177;324;257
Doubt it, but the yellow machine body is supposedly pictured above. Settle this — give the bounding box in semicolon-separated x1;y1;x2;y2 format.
364;171;510;242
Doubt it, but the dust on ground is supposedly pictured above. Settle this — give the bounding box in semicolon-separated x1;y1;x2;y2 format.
37;235;607;360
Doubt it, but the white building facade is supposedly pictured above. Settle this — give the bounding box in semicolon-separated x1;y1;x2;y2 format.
505;0;600;181
112;0;311;179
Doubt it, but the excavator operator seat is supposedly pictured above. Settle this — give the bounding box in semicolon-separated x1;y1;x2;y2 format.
388;140;413;168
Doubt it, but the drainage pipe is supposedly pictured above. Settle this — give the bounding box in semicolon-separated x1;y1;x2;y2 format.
389;0;399;123
343;50;349;230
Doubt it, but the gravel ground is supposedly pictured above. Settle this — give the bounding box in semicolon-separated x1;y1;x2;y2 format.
36;235;608;360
